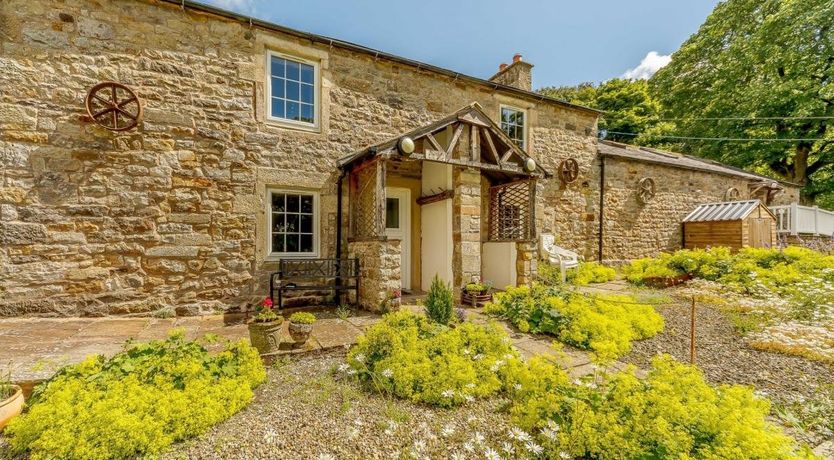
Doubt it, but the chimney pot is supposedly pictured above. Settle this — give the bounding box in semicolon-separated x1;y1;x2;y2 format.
513;53;522;63
499;63;508;71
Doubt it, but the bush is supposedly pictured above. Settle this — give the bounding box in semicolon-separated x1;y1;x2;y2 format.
570;262;617;285
485;285;663;361
345;310;523;407
288;312;316;324
539;261;617;285
424;274;454;325
509;355;816;460
6;332;265;460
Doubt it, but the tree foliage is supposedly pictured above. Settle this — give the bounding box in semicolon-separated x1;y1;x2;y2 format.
651;0;834;203
540;78;670;145
543;0;834;205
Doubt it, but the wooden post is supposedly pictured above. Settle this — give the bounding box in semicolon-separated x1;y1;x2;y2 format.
690;296;696;365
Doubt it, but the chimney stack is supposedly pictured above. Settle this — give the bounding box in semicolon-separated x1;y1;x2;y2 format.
489;53;533;91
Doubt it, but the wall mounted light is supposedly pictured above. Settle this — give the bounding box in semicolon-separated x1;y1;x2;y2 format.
397;136;415;156
523;158;537;173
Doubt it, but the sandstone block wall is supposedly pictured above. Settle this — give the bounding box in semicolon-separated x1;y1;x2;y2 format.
599;157;801;264
0;0;597;316
348;239;401;312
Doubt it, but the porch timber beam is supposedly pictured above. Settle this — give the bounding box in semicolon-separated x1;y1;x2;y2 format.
446;124;464;159
425;132;444;153
500;148;514;164
482;129;501;166
375;159;386;237
414;150;526;175
469;125;480;162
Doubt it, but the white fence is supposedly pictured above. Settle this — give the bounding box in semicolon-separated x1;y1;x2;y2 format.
771;203;834;236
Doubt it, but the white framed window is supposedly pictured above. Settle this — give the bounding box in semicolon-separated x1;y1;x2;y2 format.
266;50;320;129
500;105;527;149
267;189;320;258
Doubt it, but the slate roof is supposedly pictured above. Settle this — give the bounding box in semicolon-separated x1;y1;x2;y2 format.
598;140;796;186
683;200;774;222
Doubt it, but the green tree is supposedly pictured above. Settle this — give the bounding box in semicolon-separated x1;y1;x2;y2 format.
540;78;669;145
650;0;834;203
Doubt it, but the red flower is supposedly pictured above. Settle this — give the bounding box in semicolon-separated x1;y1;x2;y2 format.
263;297;274;309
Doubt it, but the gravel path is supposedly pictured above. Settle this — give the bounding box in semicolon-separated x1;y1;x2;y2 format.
623;300;834;447
162;351;517;460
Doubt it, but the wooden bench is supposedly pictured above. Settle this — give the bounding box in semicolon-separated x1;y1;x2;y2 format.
269;258;360;310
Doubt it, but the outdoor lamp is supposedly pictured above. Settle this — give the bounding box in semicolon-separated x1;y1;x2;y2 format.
398;136;415;156
524;158;537;173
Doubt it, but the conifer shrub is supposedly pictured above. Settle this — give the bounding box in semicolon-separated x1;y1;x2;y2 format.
509;355;817;460
424;274;454;325
346;310;523;407
6;332;265;460
484;285;663;361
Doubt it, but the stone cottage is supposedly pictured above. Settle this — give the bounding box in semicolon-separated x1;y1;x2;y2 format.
0;0;800;316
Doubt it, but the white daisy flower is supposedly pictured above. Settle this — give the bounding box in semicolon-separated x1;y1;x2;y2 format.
441;424;456;437
463;441;475;452
442;389;456;398
381;368;393;378
353;353;365;363
472;432;485;445
483;447;501;460
525;441;543;455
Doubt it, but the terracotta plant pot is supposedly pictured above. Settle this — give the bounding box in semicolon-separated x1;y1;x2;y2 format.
643;273;692;288
288;322;313;346
0;385;24;431
248;318;284;355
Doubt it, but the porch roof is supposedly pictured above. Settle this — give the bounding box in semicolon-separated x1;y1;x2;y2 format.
337;102;552;178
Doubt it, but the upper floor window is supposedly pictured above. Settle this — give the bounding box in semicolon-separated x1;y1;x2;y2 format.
267;51;319;128
500;106;526;149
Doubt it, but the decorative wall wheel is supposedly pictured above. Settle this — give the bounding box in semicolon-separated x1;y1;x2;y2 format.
725;187;741;201
85;82;142;131
637;177;656;204
558;158;579;183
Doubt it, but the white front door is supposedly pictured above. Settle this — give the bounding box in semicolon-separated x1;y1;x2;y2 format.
385;187;411;290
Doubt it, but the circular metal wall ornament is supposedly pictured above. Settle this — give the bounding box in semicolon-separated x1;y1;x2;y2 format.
558;158;579;183
725;187;741;201
85;81;142;131
637;177;656;204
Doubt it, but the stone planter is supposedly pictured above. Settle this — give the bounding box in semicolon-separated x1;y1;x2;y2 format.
288;322;313;346
0;385;24;431
248;319;283;355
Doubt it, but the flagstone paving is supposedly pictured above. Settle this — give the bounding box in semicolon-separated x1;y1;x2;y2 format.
0;304;613;391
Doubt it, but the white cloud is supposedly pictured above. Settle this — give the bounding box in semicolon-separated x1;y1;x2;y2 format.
621;51;671;80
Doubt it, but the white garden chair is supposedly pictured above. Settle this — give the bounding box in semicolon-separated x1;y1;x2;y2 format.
539;233;582;282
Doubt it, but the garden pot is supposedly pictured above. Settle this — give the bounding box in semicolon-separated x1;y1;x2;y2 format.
0;385;24;431
643;273;692;288
461;288;492;307
248;319;283;355
288;322;313;346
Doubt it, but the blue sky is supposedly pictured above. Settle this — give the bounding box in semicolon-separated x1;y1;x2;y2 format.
200;0;720;88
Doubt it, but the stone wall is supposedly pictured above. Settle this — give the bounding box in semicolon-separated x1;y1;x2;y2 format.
453;168;482;291
0;0;598;316
347;239;401;312
599;156;802;264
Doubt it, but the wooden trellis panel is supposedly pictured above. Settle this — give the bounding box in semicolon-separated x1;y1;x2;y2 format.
488;179;535;241
349;159;386;239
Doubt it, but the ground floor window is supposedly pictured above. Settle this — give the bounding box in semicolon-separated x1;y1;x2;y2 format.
268;190;319;257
